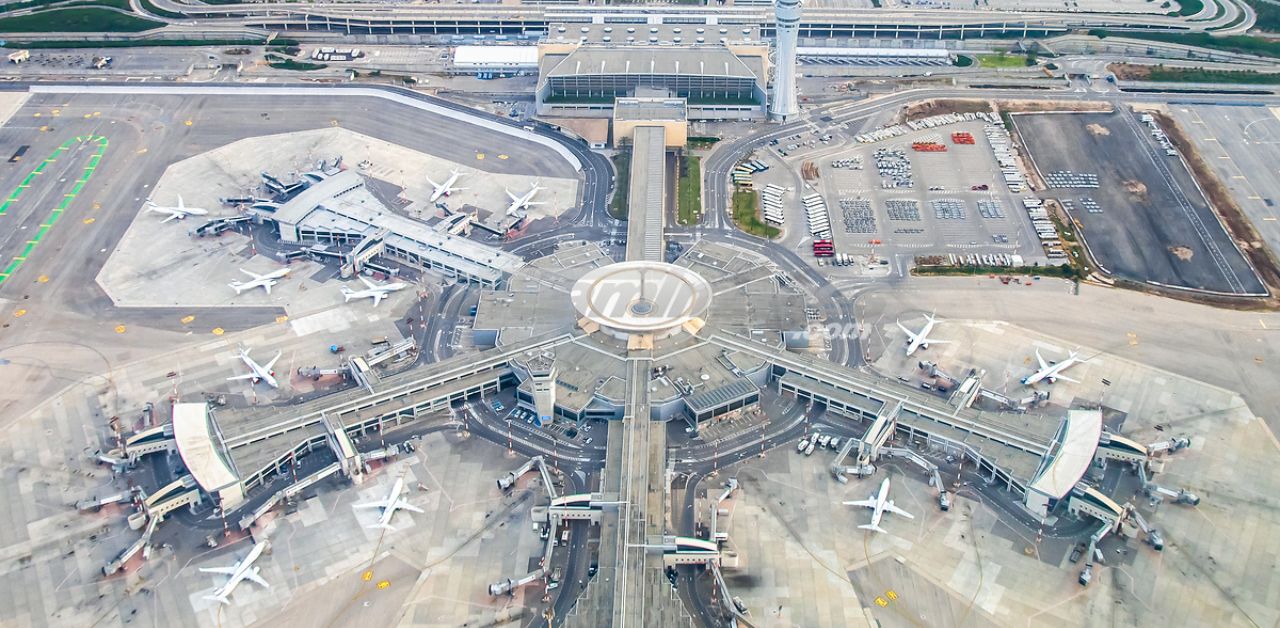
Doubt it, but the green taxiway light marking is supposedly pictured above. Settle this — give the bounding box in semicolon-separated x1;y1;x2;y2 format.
0;136;107;284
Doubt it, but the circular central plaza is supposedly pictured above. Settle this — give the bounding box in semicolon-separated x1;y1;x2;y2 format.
570;261;712;340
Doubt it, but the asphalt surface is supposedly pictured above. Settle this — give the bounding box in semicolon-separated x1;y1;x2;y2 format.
1013;109;1265;295
25;82;1280;628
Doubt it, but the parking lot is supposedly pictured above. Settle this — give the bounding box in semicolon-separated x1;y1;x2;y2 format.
1014;110;1265;295
750;119;1051;277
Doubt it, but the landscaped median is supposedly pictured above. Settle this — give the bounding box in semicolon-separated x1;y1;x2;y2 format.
0;7;162;32
677;155;701;225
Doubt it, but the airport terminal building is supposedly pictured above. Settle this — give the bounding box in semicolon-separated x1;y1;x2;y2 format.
535;24;771;120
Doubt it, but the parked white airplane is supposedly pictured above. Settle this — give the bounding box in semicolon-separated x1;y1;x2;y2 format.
228;268;290;295
504;182;545;217
341;276;409;307
201;542;269;605
1021;348;1087;386
897;311;949;356
227;347;282;389
427;169;467;202
844;477;914;534
147;195;209;223
355;477;423;530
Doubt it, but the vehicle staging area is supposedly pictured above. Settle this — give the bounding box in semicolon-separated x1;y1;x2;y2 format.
0;40;1279;628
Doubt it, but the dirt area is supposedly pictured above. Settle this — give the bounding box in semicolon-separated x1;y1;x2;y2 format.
1108;63;1153;81
902;99;1113;124
899;98;994;122
1147;109;1280;305
1086;123;1111;136
1122;179;1148;200
995;99;1113;114
1169;245;1194;261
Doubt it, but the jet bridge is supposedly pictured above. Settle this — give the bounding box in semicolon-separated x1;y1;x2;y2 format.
497;455;558;499
880;446;951;510
102;516;159;576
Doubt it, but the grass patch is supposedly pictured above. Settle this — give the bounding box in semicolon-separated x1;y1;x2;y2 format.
913;263;1081;280
267;58;326;71
609;148;631;221
0;6;161;31
731;187;779;239
677;155;701;225
1120;63;1280;84
687;136;720;150
1089;31;1280;59
1171;0;1203;15
1243;0;1280;31
952;54;974;67
977;53;1029;68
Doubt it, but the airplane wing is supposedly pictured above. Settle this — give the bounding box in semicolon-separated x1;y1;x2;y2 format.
241;269;265;280
371;293;385;307
177;195;185;211
226;373;257;381
244;571;269;588
926;339;952;345
395;499;424;514
262;282;273;295
161;212;180;223
199;566;240;575
1051;374;1080;384
505;189;519;202
843;499;877;508
426;177;441;190
896;321;919;342
263;351;282;371
1035;349;1049;370
359;276;378;290
884;503;915;519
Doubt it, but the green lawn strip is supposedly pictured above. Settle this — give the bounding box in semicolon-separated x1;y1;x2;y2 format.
730;187;779;239
977;53;1028;68
677;155;702;225
609;148;631;220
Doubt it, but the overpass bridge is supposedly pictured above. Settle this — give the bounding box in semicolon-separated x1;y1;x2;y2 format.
122;0;1251;39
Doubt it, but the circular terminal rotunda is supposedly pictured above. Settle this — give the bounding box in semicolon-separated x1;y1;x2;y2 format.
570;261;712;342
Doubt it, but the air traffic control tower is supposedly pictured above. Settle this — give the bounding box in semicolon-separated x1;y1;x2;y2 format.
769;0;802;121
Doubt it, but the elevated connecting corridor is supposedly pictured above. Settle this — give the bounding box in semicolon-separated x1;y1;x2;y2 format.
189;331;579;495
714;332;1056;489
625;126;668;264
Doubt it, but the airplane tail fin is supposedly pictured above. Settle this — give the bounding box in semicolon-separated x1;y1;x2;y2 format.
203;593;230;605
229;283;246;295
366;522;396;531
340;287;354;302
858;524;887;534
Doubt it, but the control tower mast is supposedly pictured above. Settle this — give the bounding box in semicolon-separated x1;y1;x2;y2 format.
769;0;802;121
